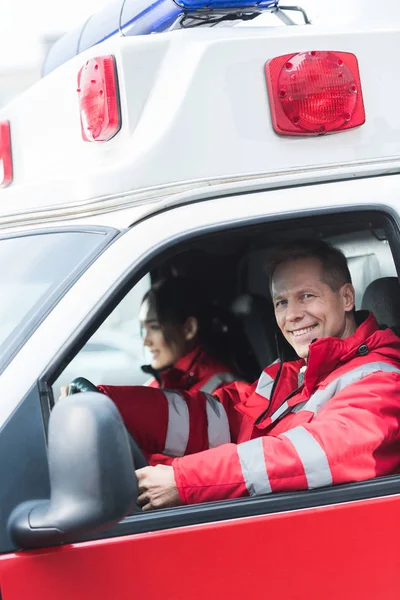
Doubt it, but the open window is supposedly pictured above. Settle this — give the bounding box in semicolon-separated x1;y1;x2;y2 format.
54;275;151;392
51;209;399;397
43;207;400;541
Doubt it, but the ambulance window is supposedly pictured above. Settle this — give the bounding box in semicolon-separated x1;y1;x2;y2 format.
54;274;151;391
27;207;400;562
0;229;115;373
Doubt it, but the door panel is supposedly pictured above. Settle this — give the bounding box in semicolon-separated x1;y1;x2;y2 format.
1;494;399;600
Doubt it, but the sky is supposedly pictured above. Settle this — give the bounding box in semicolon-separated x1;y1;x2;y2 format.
0;0;110;69
1;0;400;70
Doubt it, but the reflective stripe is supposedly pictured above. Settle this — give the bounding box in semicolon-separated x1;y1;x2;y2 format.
283;426;332;489
162;391;190;457
255;370;275;400
237;437;272;496
270;400;289;423
205;393;231;448
200;372;236;394
270;361;400;422
294;361;400;417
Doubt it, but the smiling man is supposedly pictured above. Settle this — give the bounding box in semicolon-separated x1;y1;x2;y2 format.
93;240;400;509
270;242;357;360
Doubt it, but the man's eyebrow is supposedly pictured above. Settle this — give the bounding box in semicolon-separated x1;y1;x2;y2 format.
272;292;286;301
295;286;319;294
272;285;319;300
143;319;158;324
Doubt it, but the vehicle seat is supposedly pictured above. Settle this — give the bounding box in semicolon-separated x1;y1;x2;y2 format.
361;277;400;335
231;293;278;376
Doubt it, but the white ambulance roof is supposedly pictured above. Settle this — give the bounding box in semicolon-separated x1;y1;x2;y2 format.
1;23;400;223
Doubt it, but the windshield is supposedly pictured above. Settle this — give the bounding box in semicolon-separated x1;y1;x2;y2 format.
0;228;116;372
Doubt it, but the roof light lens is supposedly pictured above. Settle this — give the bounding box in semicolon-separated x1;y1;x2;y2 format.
265;51;365;136
77;55;121;142
0;121;12;188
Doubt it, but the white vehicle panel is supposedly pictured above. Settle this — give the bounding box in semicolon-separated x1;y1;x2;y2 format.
2;26;400;212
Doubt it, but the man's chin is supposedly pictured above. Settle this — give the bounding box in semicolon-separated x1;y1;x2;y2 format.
291;341;311;360
289;332;320;359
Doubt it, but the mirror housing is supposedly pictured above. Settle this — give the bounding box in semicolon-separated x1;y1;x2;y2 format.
9;392;137;549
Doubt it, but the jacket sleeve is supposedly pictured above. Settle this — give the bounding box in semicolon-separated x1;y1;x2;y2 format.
197;372;239;394
172;371;400;504
98;379;256;459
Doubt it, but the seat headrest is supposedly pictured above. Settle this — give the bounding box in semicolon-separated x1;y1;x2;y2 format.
361;277;400;330
231;293;277;372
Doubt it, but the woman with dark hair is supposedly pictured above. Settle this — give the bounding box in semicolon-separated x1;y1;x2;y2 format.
139;278;239;393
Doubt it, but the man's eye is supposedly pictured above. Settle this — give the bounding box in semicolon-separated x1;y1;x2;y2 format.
150;324;161;331
302;294;314;300
275;300;287;308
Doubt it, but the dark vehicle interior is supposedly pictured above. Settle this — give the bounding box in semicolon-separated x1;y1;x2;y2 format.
149;211;399;379
14;205;395;550
53;209;400;393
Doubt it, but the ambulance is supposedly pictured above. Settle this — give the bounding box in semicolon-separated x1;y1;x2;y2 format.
0;0;400;597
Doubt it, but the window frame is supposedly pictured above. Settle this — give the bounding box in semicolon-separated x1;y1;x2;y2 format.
0;226;119;376
33;201;400;546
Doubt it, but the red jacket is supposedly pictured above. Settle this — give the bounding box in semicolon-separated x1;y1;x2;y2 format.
144;346;237;393
99;312;400;505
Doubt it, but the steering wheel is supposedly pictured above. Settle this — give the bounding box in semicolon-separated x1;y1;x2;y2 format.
68;377;149;470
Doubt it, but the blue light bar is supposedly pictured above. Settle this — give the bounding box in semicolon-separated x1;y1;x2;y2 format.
176;0;276;9
43;0;181;76
43;0;279;76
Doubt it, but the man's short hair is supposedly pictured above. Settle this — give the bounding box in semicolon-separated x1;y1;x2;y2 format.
267;239;352;291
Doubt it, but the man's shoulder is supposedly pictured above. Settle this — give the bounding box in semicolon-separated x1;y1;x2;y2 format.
320;354;400;389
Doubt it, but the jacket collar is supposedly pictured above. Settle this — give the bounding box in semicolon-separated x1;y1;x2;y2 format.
141;346;203;385
173;346;203;375
304;310;378;393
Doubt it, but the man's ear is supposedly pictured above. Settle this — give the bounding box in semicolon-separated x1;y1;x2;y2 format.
342;283;356;313
183;317;198;341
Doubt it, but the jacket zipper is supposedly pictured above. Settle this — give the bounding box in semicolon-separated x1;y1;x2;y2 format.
255;367;304;426
254;361;283;425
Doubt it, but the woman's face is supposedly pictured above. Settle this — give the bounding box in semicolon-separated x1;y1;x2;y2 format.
140;299;187;370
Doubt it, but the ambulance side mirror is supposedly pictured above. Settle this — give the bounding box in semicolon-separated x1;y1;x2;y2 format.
8;393;137;550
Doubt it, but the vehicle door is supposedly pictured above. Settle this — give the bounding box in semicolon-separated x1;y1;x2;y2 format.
1;177;400;600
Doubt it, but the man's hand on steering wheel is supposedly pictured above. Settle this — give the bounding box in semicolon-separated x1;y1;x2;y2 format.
60;376;150;470
60;376;99;399
61;378;181;511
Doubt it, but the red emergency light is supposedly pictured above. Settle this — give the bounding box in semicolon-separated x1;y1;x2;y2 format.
77;55;121;142
0;121;12;188
265;51;365;136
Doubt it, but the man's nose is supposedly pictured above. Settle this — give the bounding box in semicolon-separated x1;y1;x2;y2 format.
285;300;304;322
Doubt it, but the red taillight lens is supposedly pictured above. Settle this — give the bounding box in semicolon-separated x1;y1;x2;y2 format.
77;55;121;142
265;51;365;136
0;121;12;188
